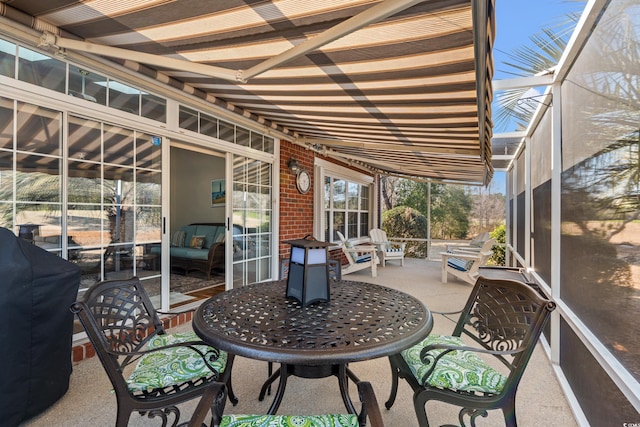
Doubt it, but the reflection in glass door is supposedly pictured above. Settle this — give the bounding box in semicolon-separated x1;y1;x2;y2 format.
232;155;273;287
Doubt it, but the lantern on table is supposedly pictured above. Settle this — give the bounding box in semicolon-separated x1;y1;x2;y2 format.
283;236;332;307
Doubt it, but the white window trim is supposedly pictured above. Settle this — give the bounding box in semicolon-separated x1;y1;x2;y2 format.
313;158;375;242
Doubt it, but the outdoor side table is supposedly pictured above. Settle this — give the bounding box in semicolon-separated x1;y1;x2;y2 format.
192;279;433;414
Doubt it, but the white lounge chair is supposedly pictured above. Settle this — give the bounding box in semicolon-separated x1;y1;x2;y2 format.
369;228;405;267
336;231;379;277
445;231;491;253
441;238;495;285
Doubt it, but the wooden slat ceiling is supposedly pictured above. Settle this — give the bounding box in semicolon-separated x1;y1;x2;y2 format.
1;0;495;184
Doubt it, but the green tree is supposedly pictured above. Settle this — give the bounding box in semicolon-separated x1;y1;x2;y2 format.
489;224;506;266
382;206;428;258
396;180;434;214
396;180;472;239
438;186;472;239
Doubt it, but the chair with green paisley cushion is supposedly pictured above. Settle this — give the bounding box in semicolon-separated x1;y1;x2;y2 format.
179;380;384;427
385;276;555;427
71;276;237;427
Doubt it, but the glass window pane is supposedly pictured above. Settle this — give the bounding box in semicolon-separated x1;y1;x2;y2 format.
333;179;345;209
236;127;250;147
68;67;106;105
70;247;103;290
233;156;247;183
348;212;357;237
135;207;161;242
18;47;65;93
179;106;198;132
103;205;134;244
0;202;13;229
136;132;161;170
103;165;134;204
141;92;166;122
0;97;13;150
104;244;134;277
0;39;16;78
200;114;218;138
360;212;369;237
246;184;259;210
257;257;271;282
324;177;331;209
68;204;104;247
136;170;161;205
109;81;140;115
250;132;263;151
104;125;133;166
264;137;274;154
16;203;61;246
260;163;271;186
16;102;61;155
0;150;14;201
324;211;330;242
69;116;101;162
16;153;60;202
68;161;101;204
360;185;369;210
219;120;234;142
348;182;358;209
333;212;345;239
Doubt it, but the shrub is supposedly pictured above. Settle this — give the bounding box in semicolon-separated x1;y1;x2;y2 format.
489;224;506;265
382;206;429;258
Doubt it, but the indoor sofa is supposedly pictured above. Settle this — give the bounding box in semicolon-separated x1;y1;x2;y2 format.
168;223;226;279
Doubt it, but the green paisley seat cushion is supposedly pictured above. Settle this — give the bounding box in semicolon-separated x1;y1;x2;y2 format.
401;334;507;393
220;414;359;427
126;331;227;392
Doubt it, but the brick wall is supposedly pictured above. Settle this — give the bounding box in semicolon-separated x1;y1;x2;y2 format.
279;141;360;265
278;142;316;259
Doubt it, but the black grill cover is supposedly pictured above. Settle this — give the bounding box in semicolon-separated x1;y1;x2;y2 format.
0;227;80;427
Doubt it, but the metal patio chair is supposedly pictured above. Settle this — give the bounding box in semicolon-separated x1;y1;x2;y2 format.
386;276;556;427
71;277;237;427
181;380;385;427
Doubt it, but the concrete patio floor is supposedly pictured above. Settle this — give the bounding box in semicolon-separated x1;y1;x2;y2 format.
20;257;578;427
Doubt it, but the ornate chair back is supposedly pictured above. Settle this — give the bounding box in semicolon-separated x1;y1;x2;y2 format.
72;277;235;427
455;276;554;384
387;276;556;427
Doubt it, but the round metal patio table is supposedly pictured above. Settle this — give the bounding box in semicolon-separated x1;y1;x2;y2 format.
192;279;433;415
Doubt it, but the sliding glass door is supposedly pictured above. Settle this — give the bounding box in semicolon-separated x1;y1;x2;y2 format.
231;154;273;287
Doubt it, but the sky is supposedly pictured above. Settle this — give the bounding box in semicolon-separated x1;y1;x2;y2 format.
489;1;586;193
493;1;586;81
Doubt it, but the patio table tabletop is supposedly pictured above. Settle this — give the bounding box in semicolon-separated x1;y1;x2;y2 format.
193;279;433;414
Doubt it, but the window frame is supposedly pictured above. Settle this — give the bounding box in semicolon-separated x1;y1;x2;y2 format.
313;158;374;244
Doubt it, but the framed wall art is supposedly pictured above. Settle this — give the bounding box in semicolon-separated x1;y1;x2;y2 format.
211;179;225;207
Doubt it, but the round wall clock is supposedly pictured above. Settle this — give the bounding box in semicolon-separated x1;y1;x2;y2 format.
296;169;311;194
